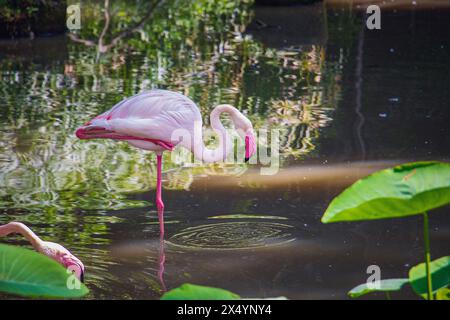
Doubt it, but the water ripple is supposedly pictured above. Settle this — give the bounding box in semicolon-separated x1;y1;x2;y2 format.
167;222;296;250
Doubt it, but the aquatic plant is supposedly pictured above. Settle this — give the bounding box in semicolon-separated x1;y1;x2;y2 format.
161;283;287;300
348;256;450;300
321;161;450;300
0;244;89;298
161;283;240;300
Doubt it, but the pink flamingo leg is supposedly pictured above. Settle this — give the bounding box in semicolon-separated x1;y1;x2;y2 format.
156;153;164;236
158;232;167;292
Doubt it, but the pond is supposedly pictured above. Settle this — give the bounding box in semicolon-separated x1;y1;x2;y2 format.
0;1;449;299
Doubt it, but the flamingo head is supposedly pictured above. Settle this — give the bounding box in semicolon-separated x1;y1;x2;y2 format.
61;254;85;283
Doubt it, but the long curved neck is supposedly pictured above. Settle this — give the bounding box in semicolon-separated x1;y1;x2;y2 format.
0;222;44;251
192;104;237;163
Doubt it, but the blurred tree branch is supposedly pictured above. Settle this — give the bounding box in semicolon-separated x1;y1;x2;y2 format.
68;0;165;53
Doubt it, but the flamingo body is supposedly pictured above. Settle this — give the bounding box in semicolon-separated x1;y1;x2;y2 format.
76;90;200;151
76;90;257;235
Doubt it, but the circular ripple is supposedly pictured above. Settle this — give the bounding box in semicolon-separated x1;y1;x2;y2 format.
208;214;287;220
167;222;295;250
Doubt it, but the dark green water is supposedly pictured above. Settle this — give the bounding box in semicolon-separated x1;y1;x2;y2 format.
0;1;449;299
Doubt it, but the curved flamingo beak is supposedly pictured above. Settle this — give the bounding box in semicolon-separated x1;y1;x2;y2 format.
76;260;85;283
245;131;256;162
64;257;85;283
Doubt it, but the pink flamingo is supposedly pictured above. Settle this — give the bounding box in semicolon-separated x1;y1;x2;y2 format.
76;90;256;235
0;222;85;282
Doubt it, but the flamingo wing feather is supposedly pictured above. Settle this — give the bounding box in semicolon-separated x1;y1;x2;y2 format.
77;90;201;150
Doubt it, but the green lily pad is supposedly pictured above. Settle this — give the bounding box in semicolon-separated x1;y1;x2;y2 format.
409;256;450;297
348;278;409;298
161;283;240;300
0;244;89;298
322;161;450;223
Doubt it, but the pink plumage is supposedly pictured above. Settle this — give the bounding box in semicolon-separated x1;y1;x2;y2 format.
76;89;257;235
0;222;85;282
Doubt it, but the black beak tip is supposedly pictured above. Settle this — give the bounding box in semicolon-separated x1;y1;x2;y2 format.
80;271;85;283
245;157;250;163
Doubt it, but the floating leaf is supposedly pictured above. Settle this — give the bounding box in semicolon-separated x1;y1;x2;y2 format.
0;244;89;298
409;256;450;297
161;283;240;300
243;296;288;300
322;162;450;223
348;278;409;298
